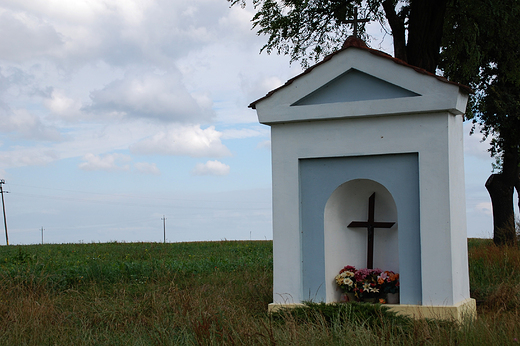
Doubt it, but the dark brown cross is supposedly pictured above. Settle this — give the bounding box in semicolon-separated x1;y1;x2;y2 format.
345;7;370;38
348;192;395;269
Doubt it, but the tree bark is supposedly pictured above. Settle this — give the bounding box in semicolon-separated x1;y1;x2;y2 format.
382;0;407;62
486;174;516;245
486;145;519;246
406;0;448;73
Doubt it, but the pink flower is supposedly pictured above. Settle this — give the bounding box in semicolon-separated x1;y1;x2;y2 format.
355;268;371;281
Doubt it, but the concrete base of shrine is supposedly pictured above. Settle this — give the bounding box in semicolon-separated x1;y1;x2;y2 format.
385;298;477;322
268;298;477;323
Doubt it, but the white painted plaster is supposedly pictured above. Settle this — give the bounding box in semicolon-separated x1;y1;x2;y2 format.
254;45;471;307
448;114;471;303
255;49;468;124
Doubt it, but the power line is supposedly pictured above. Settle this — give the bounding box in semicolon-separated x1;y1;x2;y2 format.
0;179;9;246
7;182;270;205
11;191;270;211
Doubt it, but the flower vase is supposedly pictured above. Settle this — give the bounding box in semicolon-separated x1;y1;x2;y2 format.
342;292;356;302
386;292;399;304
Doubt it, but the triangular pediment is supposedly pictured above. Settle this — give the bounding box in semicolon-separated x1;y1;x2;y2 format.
292;69;420;106
251;46;469;124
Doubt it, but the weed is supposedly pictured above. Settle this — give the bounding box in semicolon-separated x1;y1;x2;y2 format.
0;240;518;345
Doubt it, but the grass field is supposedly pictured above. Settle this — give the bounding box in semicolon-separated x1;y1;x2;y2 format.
0;239;519;345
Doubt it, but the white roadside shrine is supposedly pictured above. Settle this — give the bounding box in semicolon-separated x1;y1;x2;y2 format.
251;37;476;321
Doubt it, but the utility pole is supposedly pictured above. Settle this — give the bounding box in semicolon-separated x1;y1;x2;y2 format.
0;180;8;246
161;215;167;243
41;227;44;245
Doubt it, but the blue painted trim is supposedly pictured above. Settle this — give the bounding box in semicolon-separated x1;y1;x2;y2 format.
299;153;421;304
292;69;420;106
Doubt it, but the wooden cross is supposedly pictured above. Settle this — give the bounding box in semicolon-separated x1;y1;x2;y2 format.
348;192;395;269
345;7;370;38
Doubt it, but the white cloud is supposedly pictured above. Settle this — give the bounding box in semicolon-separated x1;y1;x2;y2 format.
464;123;493;160
44;89;83;122
2;0;115;23
0;0;237;70
256;139;271;149
475;202;493;216
241;74;285;105
259;76;285;94
217;5;254;39
134;161;160;175
85;70;213;123
0;147;59;167
221;127;269;139
78;153;131;172
192;160;230;176
130;125;231;157
0;10;63;61
0;0;155;66
0;108;62;141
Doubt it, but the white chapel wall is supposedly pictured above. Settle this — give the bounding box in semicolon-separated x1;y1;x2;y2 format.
270;111;467;305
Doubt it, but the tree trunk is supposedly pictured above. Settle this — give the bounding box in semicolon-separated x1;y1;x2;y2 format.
486;174;516;245
382;0;407;62
486;145;519;246
406;0;448;73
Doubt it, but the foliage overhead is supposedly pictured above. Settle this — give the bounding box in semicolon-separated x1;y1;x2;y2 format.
229;0;390;68
441;0;520;245
229;0;449;73
441;0;520;162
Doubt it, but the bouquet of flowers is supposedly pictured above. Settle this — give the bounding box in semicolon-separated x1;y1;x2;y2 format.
334;265;357;293
379;270;400;294
352;267;383;299
335;266;399;301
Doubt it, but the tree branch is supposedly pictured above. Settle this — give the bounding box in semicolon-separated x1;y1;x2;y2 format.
407;0;448;72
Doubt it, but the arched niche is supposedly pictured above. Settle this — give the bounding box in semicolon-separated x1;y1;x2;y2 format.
299;154;421;304
324;179;398;303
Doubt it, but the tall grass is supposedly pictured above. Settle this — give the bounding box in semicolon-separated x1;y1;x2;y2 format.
468;239;520;314
0;239;518;345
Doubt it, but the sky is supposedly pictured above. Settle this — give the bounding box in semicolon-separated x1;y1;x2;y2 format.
0;0;508;245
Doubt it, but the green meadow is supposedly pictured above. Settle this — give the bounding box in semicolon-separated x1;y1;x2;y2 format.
0;239;519;345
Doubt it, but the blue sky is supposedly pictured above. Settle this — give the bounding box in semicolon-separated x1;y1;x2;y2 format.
0;0;508;245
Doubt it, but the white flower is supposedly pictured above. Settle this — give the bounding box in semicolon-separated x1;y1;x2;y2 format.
344;271;355;277
342;278;353;286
